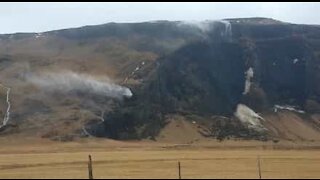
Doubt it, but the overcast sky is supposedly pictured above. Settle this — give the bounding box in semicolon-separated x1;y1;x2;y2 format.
1;2;320;34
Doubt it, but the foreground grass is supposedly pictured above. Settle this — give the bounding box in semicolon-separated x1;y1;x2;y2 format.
0;137;319;179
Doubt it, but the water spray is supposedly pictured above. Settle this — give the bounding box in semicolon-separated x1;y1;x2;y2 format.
27;71;133;99
243;67;254;95
177;20;232;41
220;20;232;39
0;83;11;129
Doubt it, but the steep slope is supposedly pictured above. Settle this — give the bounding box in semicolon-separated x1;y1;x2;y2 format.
0;18;320;142
98;18;320;141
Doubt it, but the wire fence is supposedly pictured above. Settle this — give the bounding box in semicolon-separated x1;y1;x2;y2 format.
87;154;264;179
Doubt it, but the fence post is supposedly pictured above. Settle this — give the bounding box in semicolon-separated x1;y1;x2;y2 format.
257;155;262;179
88;155;93;179
178;161;181;179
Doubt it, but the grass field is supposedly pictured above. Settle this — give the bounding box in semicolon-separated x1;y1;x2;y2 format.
0;137;319;179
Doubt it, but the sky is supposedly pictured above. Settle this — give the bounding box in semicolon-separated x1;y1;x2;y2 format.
0;2;320;34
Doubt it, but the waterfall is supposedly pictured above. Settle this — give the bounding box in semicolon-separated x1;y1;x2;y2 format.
0;83;11;128
219;20;232;40
243;67;254;95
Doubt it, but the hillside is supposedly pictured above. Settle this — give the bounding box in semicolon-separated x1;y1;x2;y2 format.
0;18;320;143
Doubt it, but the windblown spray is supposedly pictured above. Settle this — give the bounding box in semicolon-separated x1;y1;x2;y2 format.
177;19;232;40
219;20;232;39
234;104;265;132
27;71;132;99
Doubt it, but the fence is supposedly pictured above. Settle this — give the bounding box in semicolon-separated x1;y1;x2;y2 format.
87;155;262;179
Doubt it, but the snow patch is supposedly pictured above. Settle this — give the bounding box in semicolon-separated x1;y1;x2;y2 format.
35;33;43;39
274;105;305;114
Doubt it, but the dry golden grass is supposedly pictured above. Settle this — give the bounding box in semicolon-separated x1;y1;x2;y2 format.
0;137;319;179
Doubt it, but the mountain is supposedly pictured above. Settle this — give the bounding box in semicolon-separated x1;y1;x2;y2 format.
0;18;320;142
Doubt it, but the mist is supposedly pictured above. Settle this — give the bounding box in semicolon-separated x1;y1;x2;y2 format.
26;71;132;100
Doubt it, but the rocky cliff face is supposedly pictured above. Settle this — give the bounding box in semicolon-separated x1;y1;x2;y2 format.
97;18;320;141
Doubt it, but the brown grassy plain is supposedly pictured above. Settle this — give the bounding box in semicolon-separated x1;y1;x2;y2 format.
0;136;319;179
